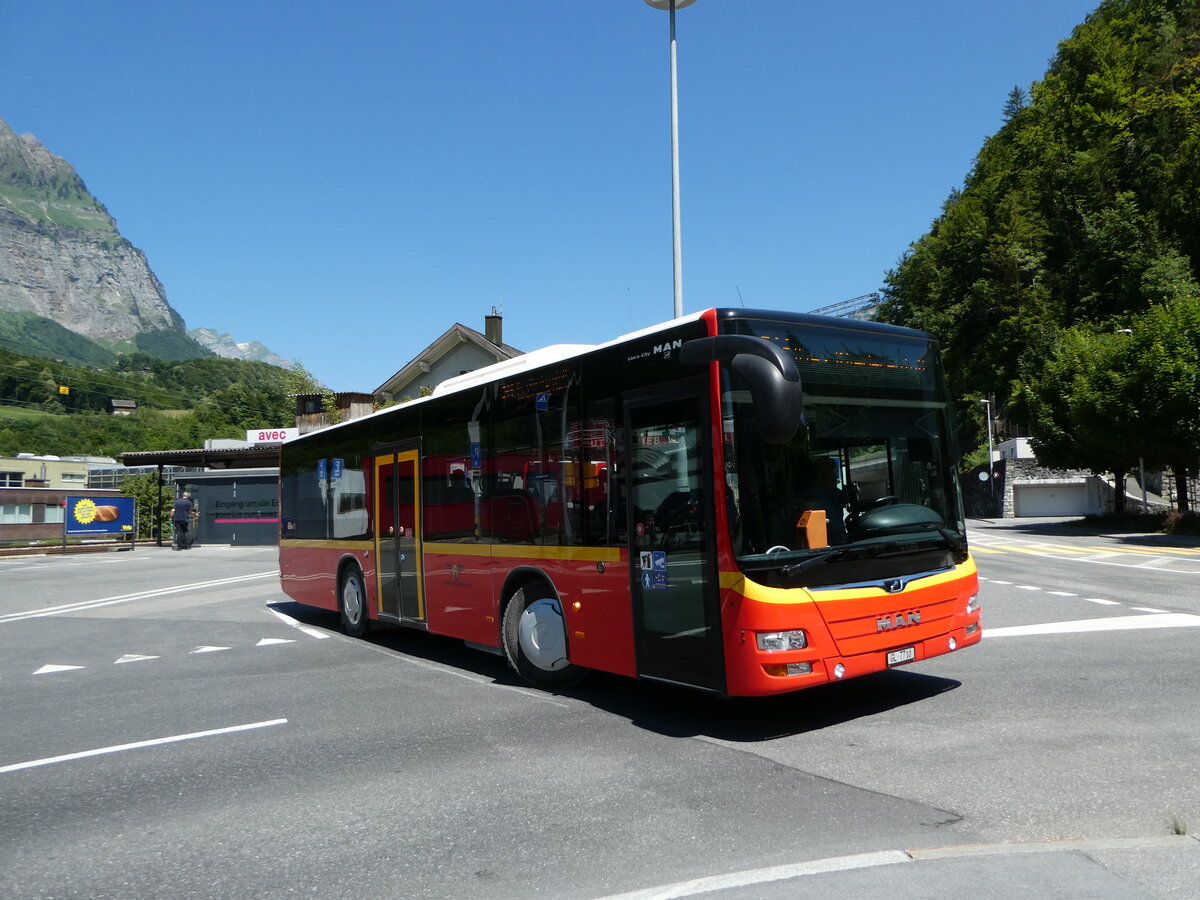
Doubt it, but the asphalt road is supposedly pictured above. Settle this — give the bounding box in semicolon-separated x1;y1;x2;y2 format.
1;521;1198;898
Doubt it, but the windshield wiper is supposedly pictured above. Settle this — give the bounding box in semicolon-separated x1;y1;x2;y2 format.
921;523;969;559
779;538;932;579
780;548;848;578
777;530;966;580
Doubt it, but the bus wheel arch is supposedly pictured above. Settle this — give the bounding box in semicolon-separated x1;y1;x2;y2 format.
337;557;370;638
500;573;587;688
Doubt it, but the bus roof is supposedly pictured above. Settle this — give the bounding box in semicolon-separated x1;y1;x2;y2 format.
291;308;931;442
430;309;711;398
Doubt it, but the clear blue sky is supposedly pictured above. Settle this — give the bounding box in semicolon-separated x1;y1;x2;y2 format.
4;1;1098;393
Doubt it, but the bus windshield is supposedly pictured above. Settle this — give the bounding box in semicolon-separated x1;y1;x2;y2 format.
721;319;967;587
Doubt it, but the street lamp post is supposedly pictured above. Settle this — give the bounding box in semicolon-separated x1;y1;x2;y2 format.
980;398;994;505
643;0;697;319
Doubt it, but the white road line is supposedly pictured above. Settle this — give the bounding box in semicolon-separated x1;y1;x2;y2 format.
1047;591;1077;597
33;664;84;675
344;634;571;707
1016;585;1041;591
984;613;1200;639
601;836;1194;899
1131;606;1167;613
598;851;911;899
256;638;295;646
114;654;160;664
990;580;1013;585
266;606;331;639
0;571;279;623
1085;598;1121;606
1135;558;1180;569
0;718;287;774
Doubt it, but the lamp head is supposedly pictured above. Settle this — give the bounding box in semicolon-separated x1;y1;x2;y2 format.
644;0;699;9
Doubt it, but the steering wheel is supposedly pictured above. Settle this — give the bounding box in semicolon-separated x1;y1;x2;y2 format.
765;545;790;554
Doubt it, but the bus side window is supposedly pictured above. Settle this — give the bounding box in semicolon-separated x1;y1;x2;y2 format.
489;377;571;547
571;399;623;546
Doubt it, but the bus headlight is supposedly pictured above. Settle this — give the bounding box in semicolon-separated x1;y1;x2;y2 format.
966;594;980;615
756;630;807;652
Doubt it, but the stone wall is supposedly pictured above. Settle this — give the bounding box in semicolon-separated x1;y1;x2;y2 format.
961;457;1103;518
1001;458;1104;517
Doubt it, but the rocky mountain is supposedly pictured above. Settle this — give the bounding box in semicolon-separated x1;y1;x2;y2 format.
0;116;200;351
189;327;296;370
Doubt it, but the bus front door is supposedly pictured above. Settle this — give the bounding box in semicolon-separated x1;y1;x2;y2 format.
374;447;425;623
625;387;725;694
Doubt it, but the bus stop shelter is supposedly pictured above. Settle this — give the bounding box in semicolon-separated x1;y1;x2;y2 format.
121;447;281;547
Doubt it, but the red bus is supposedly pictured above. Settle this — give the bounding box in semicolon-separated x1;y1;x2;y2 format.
278;308;981;696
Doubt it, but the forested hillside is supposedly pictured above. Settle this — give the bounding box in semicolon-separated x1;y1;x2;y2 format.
0;348;315;457
880;0;1200;507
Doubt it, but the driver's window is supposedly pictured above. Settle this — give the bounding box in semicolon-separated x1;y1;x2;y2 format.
795;455;849;547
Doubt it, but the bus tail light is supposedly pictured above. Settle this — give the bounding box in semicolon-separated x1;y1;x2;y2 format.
756;630;807;652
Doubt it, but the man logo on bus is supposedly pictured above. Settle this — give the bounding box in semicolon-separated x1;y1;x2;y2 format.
654;339;683;359
877;610;921;632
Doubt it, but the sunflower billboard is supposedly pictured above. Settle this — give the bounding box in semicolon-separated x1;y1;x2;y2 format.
65;497;136;536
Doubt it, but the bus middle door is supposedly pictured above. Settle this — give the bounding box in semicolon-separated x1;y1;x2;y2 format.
374;446;425;623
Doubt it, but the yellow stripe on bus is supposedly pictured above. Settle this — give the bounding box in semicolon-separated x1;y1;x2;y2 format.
279;538;620;565
279;539;373;551
719;558;977;604
424;542;622;563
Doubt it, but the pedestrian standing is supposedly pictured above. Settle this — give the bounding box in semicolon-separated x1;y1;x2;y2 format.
171;491;194;550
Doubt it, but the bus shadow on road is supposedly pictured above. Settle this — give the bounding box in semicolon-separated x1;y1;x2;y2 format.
572;670;962;742
268;602;961;741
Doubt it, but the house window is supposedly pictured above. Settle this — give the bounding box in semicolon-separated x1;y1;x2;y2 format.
61;473;86;483
44;504;65;524
0;503;33;524
0;471;23;487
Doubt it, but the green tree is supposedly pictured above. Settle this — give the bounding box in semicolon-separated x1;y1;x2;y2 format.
119;471;173;540
1017;327;1146;514
1017;292;1200;513
883;0;1200;483
1002;85;1029;122
1117;294;1200;509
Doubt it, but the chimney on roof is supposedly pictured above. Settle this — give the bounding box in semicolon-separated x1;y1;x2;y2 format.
485;307;502;346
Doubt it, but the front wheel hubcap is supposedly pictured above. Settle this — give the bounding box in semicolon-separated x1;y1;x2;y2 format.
517;598;569;671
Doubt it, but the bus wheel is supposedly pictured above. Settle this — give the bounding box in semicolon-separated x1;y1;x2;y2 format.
339;565;369;638
502;586;587;688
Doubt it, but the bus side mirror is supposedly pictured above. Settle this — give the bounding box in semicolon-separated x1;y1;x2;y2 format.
680;336;804;444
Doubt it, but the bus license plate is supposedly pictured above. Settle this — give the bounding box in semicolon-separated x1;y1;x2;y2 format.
887;647;916;667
